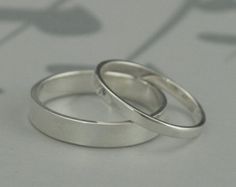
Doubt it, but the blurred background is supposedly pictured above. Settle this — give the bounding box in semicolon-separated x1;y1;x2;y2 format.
0;0;235;186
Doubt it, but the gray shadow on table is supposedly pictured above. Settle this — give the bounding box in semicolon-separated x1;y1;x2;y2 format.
0;0;101;46
127;0;194;60
198;33;236;45
195;0;236;11
128;0;236;60
198;32;236;62
196;1;236;62
45;0;236;72
47;64;95;74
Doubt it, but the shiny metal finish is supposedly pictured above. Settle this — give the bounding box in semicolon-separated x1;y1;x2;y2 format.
95;60;206;138
29;70;167;147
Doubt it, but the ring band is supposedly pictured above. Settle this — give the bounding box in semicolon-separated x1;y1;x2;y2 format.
95;60;206;138
29;70;167;147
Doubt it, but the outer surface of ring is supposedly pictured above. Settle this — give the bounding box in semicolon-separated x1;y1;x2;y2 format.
29;70;167;147
95;60;206;138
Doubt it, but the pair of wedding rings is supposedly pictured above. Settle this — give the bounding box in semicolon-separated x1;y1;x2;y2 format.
30;60;206;148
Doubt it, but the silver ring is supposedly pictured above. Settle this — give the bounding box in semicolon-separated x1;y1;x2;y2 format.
95;60;206;138
29;70;167;147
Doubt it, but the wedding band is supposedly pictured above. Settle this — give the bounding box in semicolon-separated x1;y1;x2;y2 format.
95;60;206;138
29;70;167;147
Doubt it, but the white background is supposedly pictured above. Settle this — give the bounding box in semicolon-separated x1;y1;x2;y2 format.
0;0;235;186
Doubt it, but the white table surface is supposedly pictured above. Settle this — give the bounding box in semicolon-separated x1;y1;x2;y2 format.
0;0;235;186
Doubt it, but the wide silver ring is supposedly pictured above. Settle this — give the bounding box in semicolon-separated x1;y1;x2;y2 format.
29;70;167;147
95;60;206;138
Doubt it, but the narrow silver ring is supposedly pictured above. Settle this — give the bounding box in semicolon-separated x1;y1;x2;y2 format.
29;70;167;147
95;60;206;138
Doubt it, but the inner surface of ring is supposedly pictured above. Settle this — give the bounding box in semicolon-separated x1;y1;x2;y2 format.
35;71;164;118
99;61;203;125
